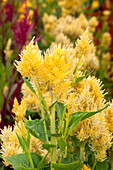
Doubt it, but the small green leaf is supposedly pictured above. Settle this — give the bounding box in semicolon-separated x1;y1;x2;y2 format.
49;133;61;137
16;133;27;153
57;137;67;152
42;143;56;151
68;104;109;137
67;117;83;137
25;119;46;143
55;102;64;121
52;160;80;170
72;70;94;87
69;104;109;121
23;77;37;96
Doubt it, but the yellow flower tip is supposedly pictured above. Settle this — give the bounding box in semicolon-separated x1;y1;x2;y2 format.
92;1;100;9
82;164;89;170
12;98;19;113
12;98;26;119
76;28;91;55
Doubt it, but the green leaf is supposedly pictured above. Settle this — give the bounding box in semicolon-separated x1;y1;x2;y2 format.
42;143;56;151
72;70;94;87
68;104;109;137
57;137;67;152
49;133;61;137
6;153;42;170
23;77;37;96
55;102;64;121
52;160;80;170
25;119;46;143
16;133;27;153
67;117;83;137
55;102;67;133
70;104;109;121
37;152;49;170
96;161;108;170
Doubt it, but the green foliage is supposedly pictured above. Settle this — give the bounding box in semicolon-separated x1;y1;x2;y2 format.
42;143;56;151
24;118;46;143
6;153;42;170
72;70;94;87
68;104;109;136
96;161;108;170
16;133;28;153
57;137;67;152
52;160;80;170
23;77;37;96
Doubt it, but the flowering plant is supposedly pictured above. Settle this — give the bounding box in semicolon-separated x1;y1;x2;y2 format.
0;30;112;170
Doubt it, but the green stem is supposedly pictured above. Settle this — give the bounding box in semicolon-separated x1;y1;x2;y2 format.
92;158;97;170
59;151;63;163
51;93;56;170
27;149;35;169
64;146;67;158
79;141;87;170
33;75;49;144
109;150;113;169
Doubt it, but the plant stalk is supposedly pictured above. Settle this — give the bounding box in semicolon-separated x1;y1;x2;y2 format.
109;150;113;169
79;141;87;170
51;93;56;170
92;158;97;170
33;75;49;144
27;149;35;169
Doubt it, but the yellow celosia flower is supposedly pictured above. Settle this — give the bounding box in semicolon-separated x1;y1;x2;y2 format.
92;1;100;9
89;17;98;28
18;0;33;13
15;39;43;79
102;52;111;69
103;10;111;16
58;0;83;15
0;122;49;166
105;101;113;133
12;98;26;119
76;28;91;57
68;76;112;161
102;32;111;48
15;37;79;101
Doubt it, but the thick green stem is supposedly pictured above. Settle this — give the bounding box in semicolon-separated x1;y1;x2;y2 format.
27;149;35;169
51;93;56;170
33;75;49;144
92;158;97;170
79;141;87;169
109;150;113;169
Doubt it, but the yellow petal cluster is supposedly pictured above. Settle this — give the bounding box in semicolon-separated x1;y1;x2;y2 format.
105;101;113;133
16;39;79;101
67;76;112;161
58;0;84;15
0;121;49;166
15;39;43;79
43;13;99;73
102;32;111;48
12;98;26;120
